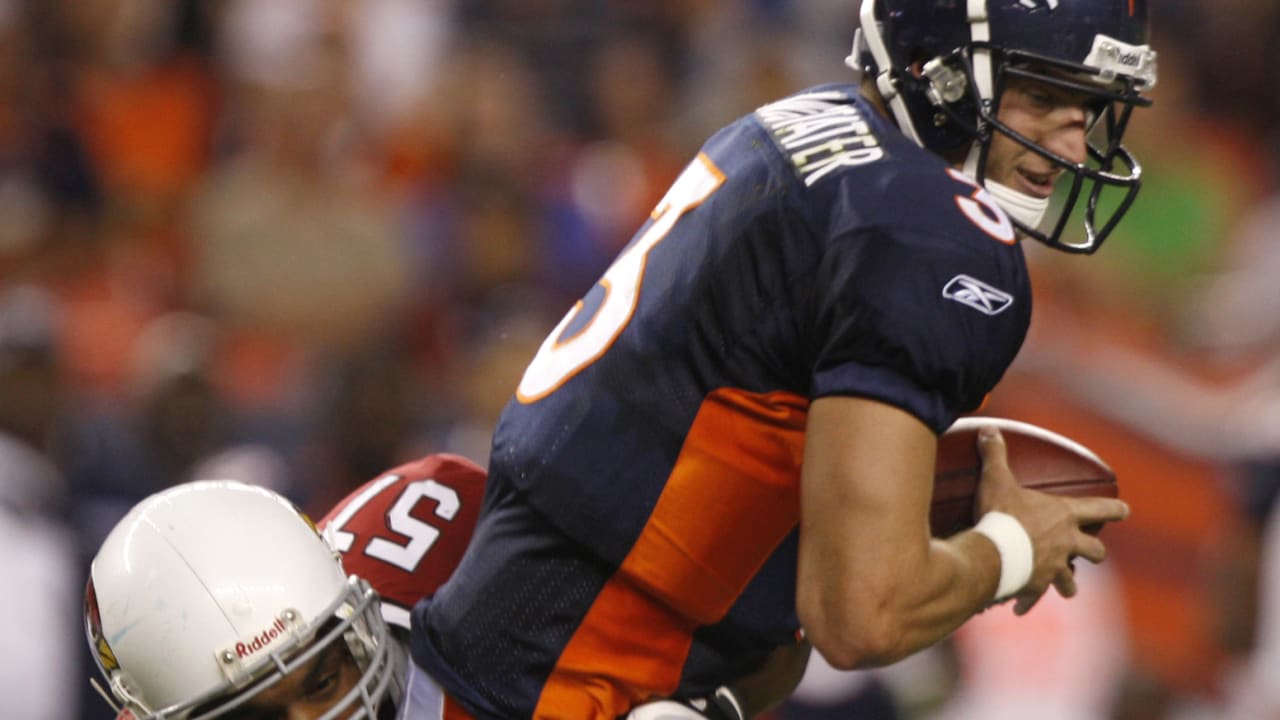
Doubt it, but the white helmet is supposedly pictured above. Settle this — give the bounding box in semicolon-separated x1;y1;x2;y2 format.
84;480;406;719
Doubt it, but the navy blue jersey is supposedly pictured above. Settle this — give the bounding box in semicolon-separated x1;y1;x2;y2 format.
412;85;1031;718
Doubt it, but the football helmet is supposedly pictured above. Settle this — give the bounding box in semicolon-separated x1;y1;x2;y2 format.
84;481;405;719
853;0;1157;253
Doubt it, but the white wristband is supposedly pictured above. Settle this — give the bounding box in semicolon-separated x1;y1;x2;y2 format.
972;511;1034;601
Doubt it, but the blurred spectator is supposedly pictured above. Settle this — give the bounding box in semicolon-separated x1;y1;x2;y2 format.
63;311;235;558
193;0;409;352
437;289;560;466
986;247;1244;716
55;0;217;215
454;0;610;137
1225;495;1280;718
570;25;687;252
294;343;429;517
675;0;852;145
0;0;102;280
1162;136;1280;719
0;284;79;719
928;563;1129;720
188;442;293;495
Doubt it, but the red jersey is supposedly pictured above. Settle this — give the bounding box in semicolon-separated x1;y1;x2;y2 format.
318;453;486;627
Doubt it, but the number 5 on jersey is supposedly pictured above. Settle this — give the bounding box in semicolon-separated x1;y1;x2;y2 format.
324;475;461;573
516;154;726;402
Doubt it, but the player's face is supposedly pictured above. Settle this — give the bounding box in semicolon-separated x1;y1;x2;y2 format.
984;74;1092;198
223;641;363;720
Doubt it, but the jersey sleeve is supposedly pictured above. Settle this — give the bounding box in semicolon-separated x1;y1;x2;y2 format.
317;453;486;628
807;223;1029;433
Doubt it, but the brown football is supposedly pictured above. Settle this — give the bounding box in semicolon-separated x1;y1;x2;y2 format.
931;416;1117;537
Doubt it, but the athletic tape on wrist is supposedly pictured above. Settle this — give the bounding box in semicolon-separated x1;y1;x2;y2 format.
972;511;1033;601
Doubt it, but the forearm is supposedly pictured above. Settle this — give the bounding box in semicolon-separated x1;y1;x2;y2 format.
799;523;1000;669
871;531;1001;662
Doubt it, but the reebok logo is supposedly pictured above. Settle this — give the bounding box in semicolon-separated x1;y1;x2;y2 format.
1018;0;1059;9
943;275;1014;316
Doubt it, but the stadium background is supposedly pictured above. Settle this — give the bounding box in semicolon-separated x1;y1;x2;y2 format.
1;0;1278;718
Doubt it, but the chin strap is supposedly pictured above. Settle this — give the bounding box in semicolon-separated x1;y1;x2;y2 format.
961;0;1050;234
962;144;1048;232
985;179;1049;231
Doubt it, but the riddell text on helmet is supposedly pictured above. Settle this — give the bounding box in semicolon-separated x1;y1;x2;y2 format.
236;617;288;659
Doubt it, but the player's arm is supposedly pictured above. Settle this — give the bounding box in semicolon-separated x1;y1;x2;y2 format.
795;396;1127;669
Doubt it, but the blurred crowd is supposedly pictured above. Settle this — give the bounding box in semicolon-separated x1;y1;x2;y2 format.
2;0;1280;718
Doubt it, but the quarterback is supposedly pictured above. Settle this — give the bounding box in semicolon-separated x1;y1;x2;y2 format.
412;0;1155;718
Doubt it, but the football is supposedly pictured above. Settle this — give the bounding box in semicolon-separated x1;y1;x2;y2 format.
931;416;1117;537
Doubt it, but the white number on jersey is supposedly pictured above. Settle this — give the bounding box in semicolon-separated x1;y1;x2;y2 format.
324;475;462;573
947;168;1017;245
516;153;726;402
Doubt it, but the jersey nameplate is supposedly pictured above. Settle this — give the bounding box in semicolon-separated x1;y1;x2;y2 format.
756;91;885;186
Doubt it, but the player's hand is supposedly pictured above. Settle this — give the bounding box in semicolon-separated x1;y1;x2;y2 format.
973;425;1129;615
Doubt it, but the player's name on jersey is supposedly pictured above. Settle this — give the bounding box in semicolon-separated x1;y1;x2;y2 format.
757;91;885;187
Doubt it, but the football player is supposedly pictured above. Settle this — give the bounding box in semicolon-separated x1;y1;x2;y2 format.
83;454;485;719
83;455;761;719
410;1;1155;718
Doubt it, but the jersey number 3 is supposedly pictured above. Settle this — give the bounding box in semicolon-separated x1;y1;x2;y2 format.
947;168;1017;244
516;154;726;401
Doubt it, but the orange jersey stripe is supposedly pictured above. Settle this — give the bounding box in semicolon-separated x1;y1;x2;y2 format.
628;388;808;622
532;573;693;717
533;388;808;717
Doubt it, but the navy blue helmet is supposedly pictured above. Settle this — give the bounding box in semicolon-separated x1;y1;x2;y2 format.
854;0;1157;253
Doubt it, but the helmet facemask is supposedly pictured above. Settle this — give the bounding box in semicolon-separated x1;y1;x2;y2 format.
93;576;404;720
86;481;411;720
963;48;1153;253
853;0;1157;254
89;570;405;720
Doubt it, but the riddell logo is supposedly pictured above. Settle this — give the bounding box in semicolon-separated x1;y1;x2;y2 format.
235;617;288;658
